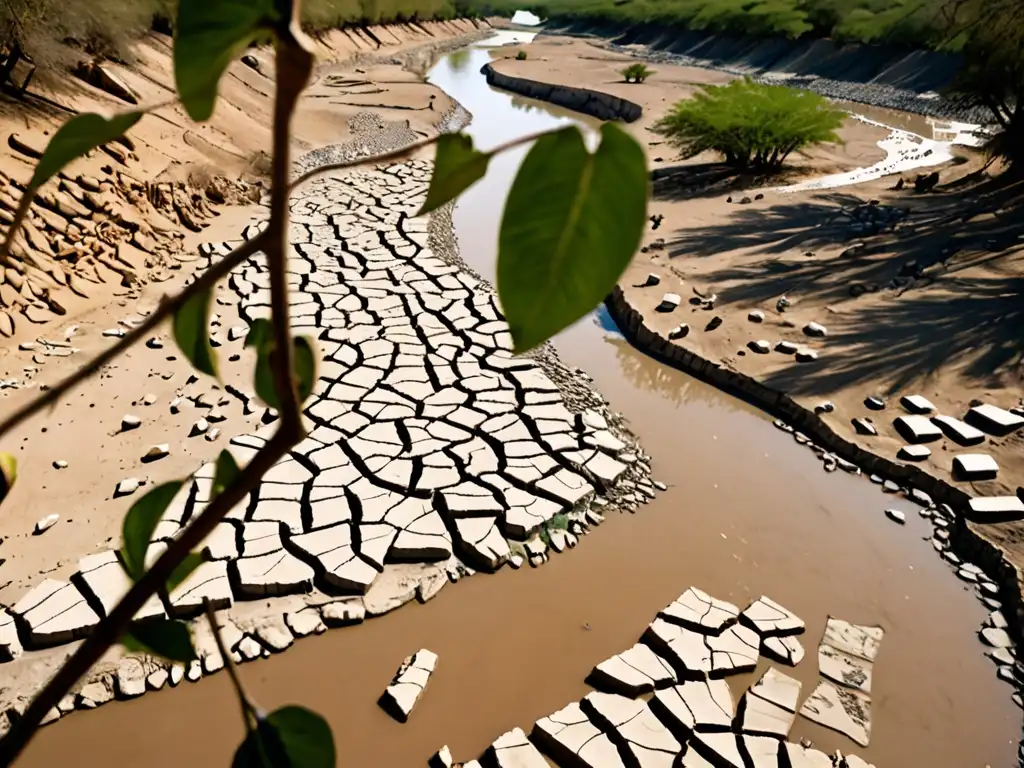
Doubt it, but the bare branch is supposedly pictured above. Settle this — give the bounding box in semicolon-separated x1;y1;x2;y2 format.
0;231;268;441
0;431;294;764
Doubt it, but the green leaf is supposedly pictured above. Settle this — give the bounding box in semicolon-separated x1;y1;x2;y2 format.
417;133;492;216
0;452;16;504
173;287;218;378
213;449;241;498
121;481;184;581
244;318;274;350
123;619;197;662
174;0;280;122
253;343;279;410
166;552;205;593
233;706;335;768
497;123;647;353
30;112;142;192
293;336;317;403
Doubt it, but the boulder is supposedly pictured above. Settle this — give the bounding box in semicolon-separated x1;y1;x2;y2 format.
930;415;985;446
952;453;998;481
893;415;942;443
965;403;1024;436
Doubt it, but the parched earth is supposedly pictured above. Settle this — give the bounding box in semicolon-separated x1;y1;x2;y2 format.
0;159;658;723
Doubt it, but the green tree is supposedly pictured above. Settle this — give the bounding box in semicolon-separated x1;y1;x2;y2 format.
653;78;845;169
620;62;654;83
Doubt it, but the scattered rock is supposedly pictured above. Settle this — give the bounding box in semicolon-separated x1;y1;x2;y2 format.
852;419;877;437
34;514;59;535
115;478;141;497
898;445;930;461
803;322;827;338
748;310;764;323
656;293;681;313
893;415;942;443
775;340;798;354
190;418;209;436
952;453;998;481
899;394;935;414
378;648;438;723
980;627;1012;648
121;414;141;431
142;444;170;462
748;340;770;354
864;396;885;410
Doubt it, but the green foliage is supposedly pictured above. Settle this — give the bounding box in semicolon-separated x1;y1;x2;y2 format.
620;62;653;83
468;0;948;44
120;481;185;581
0;453;16;505
30;112;143;193
244;318;317;408
497;122;647;353
653;79;845;169
418;133;492;215
174;0;281;122
516;49;528;60
214;450;241;497
174;286;219;378
123;619;197;662
233;706;335;768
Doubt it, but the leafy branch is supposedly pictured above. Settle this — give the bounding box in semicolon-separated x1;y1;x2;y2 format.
0;0;649;763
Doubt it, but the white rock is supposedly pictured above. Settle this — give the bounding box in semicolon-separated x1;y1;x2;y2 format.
115;477;141;496
121;414;141;431
143;444;170;461
656;293;681;312
749;340;770;354
953;453;999;481
803;322;827;337
884;508;906;524
980;627;1012;648
740;595;804;637
12;578;100;647
379;649;438;722
34;513;59;534
190;418;209;436
899;394;934;414
798;680;871;747
53;459;68;469
115;658;146;698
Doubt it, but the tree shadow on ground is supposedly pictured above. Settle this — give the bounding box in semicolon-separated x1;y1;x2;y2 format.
763;274;1024;396
663;177;1024;396
651;161;808;202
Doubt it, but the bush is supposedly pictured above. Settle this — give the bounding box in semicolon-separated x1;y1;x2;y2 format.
620;62;653;83
516;49;527;59
653;78;845;169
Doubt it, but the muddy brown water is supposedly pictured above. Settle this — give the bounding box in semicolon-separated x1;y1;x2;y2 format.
19;37;1019;768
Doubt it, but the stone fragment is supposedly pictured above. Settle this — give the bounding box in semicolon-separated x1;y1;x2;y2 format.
980;627;1012;648
533;701;626;768
190;418;209;436
659;587;739;634
78;680;114;708
490;727;549;768
899;395;934;414
115;477;141;496
893;415;942;443
740;595;803;637
952;453;998;481
590;642;676;697
930;415;985;446
748;340;770;354
897;444;930;461
121;414;141;431
254;616;294;652
762;635;804;666
77;550;164;619
799;681;871;747
12;578;100;648
582;692;681;767
967;496;1024;522
851;419;876;436
379;648;437;723
864;396;885;411
748;311;764;323
795;348;818;362
656;293;680;312
320;599;366;627
965;403;1024;436
147;669;169;690
803;322;827;337
285;607;325;637
34;513;59;534
115;658;146;698
142;444;170;462
775;341;797;354
884;508;905;524
651;679;733;736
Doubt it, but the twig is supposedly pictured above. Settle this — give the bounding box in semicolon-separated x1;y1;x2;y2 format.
288;127;561;191
0;232;267;442
266;23;314;442
0;430;294;764
204;600;258;731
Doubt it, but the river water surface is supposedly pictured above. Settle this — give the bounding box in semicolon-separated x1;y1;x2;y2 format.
19;34;1018;768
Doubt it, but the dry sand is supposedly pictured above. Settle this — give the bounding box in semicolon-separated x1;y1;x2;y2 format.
492;36;1024;578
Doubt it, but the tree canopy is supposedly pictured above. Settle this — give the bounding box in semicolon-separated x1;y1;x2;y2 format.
653;78;846;169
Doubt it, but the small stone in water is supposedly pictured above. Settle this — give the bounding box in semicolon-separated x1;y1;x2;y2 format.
885;508;906;524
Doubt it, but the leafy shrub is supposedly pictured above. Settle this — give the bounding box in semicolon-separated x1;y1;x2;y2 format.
516;49;527;59
653;78;845;169
620;62;653;82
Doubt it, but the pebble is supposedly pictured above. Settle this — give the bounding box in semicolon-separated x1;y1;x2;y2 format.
18;342;35;351
804;322;828;337
654;480;667;491
121;415;141;431
52;460;67;469
34;514;59;535
142;393;158;406
980;627;1012;648
146;337;164;349
170;398;183;414
957;568;978;583
116;478;141;497
206;408;226;423
989;647;1015;666
884;508;906;525
864;396;885;410
206;428;221;442
748;310;765;323
143;444;170;462
190;419;209;436
102;328;125;338
228;326;248;341
795;348;819;362
748;339;770;354
943;550;961;565
775;340;798;354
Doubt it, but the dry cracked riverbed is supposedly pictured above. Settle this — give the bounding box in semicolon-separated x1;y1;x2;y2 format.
0;158;659;724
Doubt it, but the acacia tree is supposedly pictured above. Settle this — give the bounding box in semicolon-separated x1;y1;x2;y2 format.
652;78;845;170
0;0;649;763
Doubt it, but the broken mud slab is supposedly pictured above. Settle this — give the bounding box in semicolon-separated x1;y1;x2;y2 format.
378;648;437;723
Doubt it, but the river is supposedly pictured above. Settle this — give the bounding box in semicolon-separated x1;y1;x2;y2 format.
18;32;1018;768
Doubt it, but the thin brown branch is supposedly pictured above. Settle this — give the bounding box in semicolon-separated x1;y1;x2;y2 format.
0;232;268;442
266;22;314;442
0;430;294;764
288;127;560;192
204;599;257;731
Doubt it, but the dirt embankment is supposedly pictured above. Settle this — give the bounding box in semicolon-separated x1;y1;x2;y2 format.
0;19;485;354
